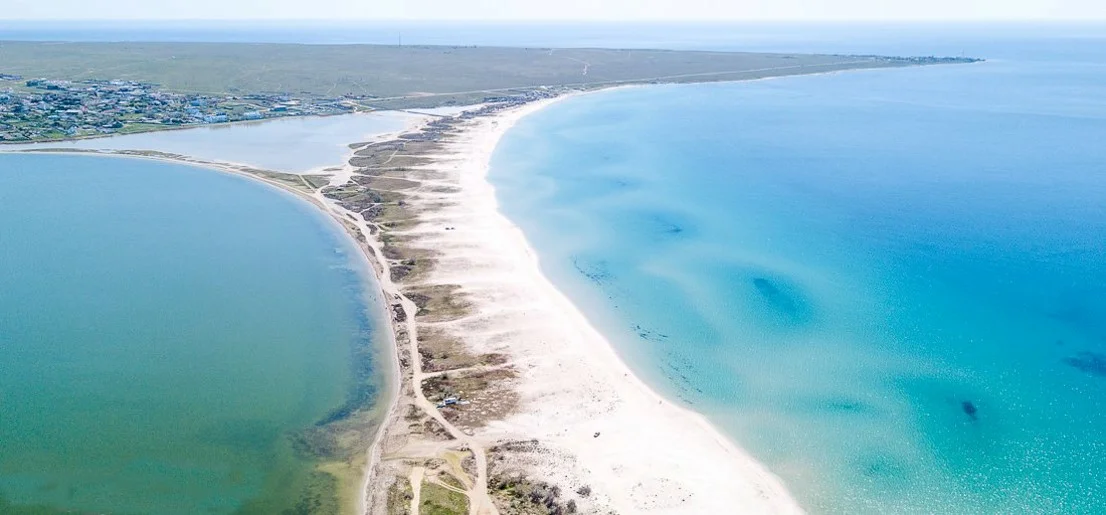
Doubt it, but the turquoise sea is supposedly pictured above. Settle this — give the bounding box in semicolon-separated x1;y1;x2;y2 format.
0;154;386;513
490;32;1106;512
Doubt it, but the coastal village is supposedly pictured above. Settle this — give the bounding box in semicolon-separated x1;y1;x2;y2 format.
0;73;358;142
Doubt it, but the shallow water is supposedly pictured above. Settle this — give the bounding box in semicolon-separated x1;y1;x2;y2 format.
0;153;387;514
490;34;1106;513
2;112;415;173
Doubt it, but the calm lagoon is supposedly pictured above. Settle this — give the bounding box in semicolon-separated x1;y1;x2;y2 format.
0;153;388;514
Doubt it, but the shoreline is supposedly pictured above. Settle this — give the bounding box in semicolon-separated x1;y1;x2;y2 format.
2;84;806;514
0;142;411;515
481;97;805;510
332;85;812;513
413;95;803;513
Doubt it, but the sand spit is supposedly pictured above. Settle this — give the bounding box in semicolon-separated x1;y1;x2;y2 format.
5;91;804;515
337;94;805;515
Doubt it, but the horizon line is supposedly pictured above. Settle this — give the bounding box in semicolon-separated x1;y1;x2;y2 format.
3;18;1106;24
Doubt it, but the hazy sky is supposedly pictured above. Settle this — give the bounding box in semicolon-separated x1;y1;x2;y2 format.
4;0;1105;21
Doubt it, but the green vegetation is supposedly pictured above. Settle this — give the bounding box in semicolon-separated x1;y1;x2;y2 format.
419;482;469;515
251;169;318;194
405;284;472;322
488;474;576;515
0;41;916;103
438;473;466;491
303;174;334;189
386;478;414;515
0;42;975;142
116;122;175;134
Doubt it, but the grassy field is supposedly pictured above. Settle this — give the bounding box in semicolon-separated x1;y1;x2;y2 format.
418;482;468;515
0;41;911;103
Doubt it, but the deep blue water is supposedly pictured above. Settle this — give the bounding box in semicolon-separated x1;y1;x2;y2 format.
490;33;1106;513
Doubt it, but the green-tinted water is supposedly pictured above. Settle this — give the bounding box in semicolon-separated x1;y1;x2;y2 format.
0;153;386;514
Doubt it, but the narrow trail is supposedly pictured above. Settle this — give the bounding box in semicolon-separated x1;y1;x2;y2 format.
311;152;500;514
422;361;518;380
409;467;425;515
399;271;497;515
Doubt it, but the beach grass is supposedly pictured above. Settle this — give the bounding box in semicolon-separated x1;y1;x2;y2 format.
418;482;469;515
303;174;333;189
386;479;414;515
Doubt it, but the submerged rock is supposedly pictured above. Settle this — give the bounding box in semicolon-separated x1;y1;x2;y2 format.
961;401;978;421
752;277;778;296
1064;351;1106;378
750;276;812;325
572;257;612;285
824;399;870;414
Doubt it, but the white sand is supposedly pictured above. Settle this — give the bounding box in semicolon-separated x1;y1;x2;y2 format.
395;96;805;514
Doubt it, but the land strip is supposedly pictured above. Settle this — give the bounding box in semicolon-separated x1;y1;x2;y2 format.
0;41;977;141
328;92;806;515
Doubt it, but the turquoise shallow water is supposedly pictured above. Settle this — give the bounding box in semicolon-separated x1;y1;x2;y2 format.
0;154;386;513
490;37;1106;513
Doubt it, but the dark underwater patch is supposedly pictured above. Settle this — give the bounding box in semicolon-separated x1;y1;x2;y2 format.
1048;293;1106;342
632;324;669;343
857;453;910;483
659;352;704;403
750;276;813;326
1064;351;1106;378
572;256;612;285
752;277;779;296
822;398;874;414
620;209;697;242
961;400;979;421
195;419;281;453
650;214;687;236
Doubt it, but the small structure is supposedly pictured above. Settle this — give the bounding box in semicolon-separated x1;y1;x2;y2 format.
436;396;470;409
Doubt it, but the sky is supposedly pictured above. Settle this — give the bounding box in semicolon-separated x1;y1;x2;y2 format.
3;0;1105;21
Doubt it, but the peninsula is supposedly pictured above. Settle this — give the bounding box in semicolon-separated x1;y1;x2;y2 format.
2;41;981;514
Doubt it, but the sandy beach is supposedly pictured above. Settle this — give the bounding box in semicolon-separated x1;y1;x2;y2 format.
340;95;806;514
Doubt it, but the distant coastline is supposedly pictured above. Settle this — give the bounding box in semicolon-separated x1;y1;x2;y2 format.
1;39;977;144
